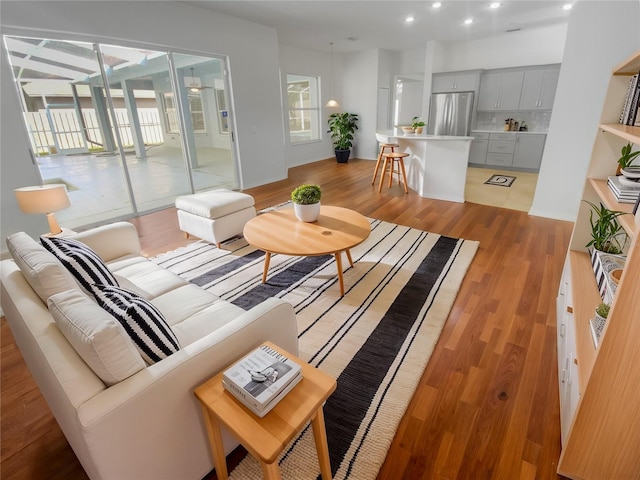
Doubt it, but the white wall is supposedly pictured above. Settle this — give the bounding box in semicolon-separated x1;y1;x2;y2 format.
343;49;381;160
398;48;427;74
1;0;286;243
438;23;568;72
530;1;640;221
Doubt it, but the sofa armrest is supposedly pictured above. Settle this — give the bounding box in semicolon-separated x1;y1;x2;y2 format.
73;297;298;480
73;222;141;262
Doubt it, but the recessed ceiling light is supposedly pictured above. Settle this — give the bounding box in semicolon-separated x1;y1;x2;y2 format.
406;16;415;23
490;2;501;8
562;3;572;10
463;18;473;25
432;2;442;8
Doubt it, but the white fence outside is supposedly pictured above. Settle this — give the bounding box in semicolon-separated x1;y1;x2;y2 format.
25;108;164;155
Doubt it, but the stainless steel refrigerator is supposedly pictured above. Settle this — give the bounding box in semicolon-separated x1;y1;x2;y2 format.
427;92;474;136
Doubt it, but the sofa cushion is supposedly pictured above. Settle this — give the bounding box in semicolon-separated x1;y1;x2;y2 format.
107;257;186;299
6;232;80;302
41;236;119;293
48;289;146;386
91;284;181;365
150;283;243;347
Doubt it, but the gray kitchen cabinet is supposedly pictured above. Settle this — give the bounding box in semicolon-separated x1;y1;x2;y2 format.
513;133;546;169
469;131;489;165
432;72;478;93
519;68;560;110
486;152;514;167
485;132;516;167
477;71;525;111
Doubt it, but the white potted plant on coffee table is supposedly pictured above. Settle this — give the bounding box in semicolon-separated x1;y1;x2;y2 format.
291;184;322;222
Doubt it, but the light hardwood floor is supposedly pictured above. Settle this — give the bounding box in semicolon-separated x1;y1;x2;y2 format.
1;158;572;479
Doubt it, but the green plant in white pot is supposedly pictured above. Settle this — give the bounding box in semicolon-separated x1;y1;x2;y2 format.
411;116;426;134
327;112;359;163
617;142;640;175
583;200;628;255
291;184;322;222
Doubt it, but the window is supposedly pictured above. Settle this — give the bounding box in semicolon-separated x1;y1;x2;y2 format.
162;93;179;133
162;92;206;134
287;74;320;143
215;84;229;133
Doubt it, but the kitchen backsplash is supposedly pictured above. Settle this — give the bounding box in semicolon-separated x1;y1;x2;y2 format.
474;110;552;132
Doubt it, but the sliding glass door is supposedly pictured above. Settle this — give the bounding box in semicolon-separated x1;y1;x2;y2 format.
4;34;237;228
172;53;237;192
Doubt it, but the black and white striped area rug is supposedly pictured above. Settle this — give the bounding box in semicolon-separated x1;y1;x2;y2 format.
153;214;478;479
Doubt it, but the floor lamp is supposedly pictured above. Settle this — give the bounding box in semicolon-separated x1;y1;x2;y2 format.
14;184;71;235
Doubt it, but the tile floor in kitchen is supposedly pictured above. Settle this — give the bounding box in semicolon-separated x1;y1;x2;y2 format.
465;167;538;212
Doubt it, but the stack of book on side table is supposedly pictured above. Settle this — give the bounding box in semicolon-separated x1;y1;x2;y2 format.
222;344;302;417
607;175;640;204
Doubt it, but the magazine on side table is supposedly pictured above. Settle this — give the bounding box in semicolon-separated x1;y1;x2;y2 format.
222;344;302;417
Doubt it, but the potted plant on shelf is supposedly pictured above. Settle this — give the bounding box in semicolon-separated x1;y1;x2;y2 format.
411;116;426;134
327;112;359;163
291;184;322;222
595;302;610;321
584;200;629;290
590;302;610;347
583;200;628;255
617;142;640;175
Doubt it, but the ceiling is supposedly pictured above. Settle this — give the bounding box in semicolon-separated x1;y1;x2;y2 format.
187;0;574;52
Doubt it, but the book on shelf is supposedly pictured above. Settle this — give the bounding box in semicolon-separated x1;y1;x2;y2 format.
619;72;640;125
222;344;302;417
607;175;640;203
620;74;637;124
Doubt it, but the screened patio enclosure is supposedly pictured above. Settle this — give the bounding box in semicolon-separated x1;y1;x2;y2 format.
4;35;237;228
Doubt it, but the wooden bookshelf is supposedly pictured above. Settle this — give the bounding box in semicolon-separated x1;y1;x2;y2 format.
566;250;599;392
557;49;640;479
612;50;640;76
599;123;640;144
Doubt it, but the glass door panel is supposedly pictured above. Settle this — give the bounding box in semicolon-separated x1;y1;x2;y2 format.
4;35;135;227
96;44;192;213
172;53;238;192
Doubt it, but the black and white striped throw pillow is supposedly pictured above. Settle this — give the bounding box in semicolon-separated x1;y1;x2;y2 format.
40;236;118;293
91;284;180;364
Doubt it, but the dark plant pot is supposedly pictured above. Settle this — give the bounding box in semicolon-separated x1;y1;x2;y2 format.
335;149;350;163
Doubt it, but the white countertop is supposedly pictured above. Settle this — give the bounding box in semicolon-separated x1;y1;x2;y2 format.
471;129;547;135
377;129;473;141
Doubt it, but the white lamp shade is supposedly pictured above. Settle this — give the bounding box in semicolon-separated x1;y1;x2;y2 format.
15;184;70;214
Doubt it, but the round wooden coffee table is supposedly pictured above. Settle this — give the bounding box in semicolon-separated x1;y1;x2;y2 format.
243;205;371;296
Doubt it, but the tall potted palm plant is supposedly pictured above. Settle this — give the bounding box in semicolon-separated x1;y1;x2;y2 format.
327;112;359;163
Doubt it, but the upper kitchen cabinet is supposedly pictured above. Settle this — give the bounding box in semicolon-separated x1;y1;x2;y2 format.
432;71;479;93
477;70;525;111
519;66;560;110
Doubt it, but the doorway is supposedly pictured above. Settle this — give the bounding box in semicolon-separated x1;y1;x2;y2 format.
4;34;237;228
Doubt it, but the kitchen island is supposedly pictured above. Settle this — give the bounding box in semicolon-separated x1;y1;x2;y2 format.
376;130;473;203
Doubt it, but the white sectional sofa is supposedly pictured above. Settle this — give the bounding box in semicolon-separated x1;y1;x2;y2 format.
0;221;298;480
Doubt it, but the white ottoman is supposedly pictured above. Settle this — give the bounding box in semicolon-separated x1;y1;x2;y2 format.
175;189;256;248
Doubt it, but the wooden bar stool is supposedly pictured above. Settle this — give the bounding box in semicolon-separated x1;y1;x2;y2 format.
371;143;399;185
378;152;409;194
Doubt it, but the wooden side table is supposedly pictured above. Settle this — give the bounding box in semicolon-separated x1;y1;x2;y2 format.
194;342;337;480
